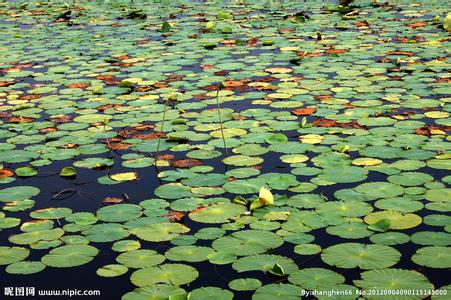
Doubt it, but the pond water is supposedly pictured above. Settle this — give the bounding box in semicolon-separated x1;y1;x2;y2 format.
0;0;450;299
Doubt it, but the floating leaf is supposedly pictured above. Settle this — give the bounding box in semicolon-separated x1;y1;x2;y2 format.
130;264;198;287
321;243;401;269
41;245;98;268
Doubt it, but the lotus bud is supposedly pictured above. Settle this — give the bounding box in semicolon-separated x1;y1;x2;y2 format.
258;187;273;206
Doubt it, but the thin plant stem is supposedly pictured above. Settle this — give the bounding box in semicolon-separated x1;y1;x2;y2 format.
154;99;169;179
215;88;228;158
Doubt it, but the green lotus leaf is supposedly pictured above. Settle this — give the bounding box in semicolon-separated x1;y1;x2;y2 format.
424;214;451;227
97;204;142;222
9;228;64;245
73;158;113;169
316;201;373;217
267;174;299;190
60;166;77;177
41;245;98;268
189;202;246;224
411;231;451;246
132;222;189;242
206;250;237;265
225;167;260;179
154;183;193;199
15;166;37;177
354;182;404;199
223;155;263;166
73;114;112;123
165;246;213;263
293;244;322;255
96;264;128;277
253;283;302;300
212;230;283;256
116;249;165;268
122;284;186;300
122;157;154;168
229;278;262;291
0;216;20;229
326;222;373;239
321;243;401;269
5;261;46;275
189;287;233;300
424;188;451;202
223;180;261;194
289;268;345;290
318;166;368;183
65;212;98;225
0;246;29;265
30;207;72;219
232;254;298;274
112;240;141;252
0;186;40;202
364;211;422;230
375;197;423;213
354;269;433;299
369;232;410;245
387;172;433;186
0;150;39;163
195;227;226;240
83;223;129;242
182;173;228;187
427;159;451;170
412;246;451;268
130;264;198;287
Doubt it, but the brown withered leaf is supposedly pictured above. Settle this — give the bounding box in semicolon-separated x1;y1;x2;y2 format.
407;22;427;29
133;132;166;140
19;94;41;100
107;143;131;150
291;107;317;116
385;51;414;56
171;158;203;168
68;83;90;88
7;116;35;123
156;154;175;161
103;197;124;205
0;112;12;118
52;115;72;123
134;124;156;131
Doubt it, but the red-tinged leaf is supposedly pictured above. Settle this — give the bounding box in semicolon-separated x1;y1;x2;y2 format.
189;206;207;215
165;211;185;222
0;169;14;179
